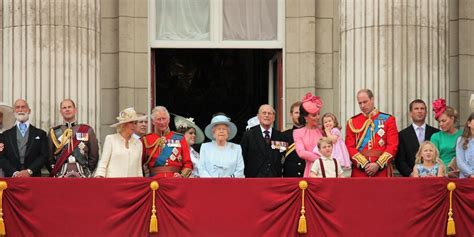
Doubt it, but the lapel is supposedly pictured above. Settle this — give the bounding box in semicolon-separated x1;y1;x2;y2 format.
253;126;269;156
6;126;21;161
25;125;35;157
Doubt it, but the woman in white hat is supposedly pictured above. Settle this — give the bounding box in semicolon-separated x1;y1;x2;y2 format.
198;113;244;178
174;115;204;177
0;102;15;133
95;108;146;178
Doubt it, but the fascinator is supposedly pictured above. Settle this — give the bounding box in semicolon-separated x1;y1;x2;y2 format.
301;92;323;114
432;98;447;120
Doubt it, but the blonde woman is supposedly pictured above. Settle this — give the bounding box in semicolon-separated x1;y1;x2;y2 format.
95;108;145;178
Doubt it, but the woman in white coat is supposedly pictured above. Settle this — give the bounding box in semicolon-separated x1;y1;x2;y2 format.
95;108;146;178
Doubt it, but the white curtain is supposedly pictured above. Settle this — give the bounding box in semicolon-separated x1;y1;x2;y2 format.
155;0;210;40
223;0;277;40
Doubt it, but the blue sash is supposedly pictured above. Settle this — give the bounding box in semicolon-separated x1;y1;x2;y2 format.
358;113;389;152
154;133;183;167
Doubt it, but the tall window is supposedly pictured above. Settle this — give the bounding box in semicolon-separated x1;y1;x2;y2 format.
150;0;284;48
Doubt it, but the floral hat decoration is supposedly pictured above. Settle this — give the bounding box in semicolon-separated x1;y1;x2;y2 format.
301;92;323;114
432;98;447;121
174;115;205;144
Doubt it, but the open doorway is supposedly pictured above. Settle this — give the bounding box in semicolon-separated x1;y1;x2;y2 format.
152;48;282;142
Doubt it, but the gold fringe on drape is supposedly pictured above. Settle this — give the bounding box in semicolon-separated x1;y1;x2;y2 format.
0;181;8;235
298;180;308;234
149;181;159;233
446;182;456;236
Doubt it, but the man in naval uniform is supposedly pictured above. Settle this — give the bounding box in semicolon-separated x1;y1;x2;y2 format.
345;89;399;177
48;99;99;177
282;101;306;177
141;106;193;178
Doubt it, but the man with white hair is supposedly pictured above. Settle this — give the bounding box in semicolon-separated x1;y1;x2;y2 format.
141;106;193;177
241;104;287;177
0;99;48;177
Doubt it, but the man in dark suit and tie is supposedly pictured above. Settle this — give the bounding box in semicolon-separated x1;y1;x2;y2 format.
0;99;48;177
396;99;439;176
241;104;287;177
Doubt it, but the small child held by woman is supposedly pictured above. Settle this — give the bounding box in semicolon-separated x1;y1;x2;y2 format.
412;141;445;177
318;113;351;169
310;137;344;178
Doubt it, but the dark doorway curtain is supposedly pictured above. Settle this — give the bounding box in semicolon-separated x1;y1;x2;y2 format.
154;48;279;143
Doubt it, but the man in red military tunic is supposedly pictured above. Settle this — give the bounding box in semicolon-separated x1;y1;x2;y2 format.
345;89;399;177
141;106;193;178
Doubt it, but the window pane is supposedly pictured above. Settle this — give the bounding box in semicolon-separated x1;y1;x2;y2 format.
156;0;210;40
223;0;277;40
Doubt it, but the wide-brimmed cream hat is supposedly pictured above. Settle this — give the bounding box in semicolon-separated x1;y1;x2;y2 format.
174;115;205;144
204;115;237;141
110;107;147;128
0;102;15;130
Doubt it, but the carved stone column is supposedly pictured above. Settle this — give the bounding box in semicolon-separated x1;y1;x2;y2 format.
340;0;449;126
0;0;100;133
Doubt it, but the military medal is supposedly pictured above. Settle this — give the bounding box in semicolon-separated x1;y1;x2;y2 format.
76;133;89;141
378;139;385;146
78;142;86;155
377;129;385;137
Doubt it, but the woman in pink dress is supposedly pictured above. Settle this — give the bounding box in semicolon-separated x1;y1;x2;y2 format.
294;92;324;177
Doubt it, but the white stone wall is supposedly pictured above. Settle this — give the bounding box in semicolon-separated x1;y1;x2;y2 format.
100;0;149;141
0;0;100;134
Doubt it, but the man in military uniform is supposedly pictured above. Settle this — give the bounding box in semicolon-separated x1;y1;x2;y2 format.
282;101;306;177
48;99;99;177
345;89;399;177
141;106;193;178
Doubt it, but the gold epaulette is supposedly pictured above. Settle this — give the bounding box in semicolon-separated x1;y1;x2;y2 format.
352;153;369;168
376;152;392;168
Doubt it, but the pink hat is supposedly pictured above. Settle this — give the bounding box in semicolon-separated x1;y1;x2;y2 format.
432;98;446;120
301;92;323;114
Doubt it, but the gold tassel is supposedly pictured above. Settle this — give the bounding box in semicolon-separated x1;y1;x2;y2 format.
149;181;159;233
0;181;8;236
446;182;456;236
298;180;308;234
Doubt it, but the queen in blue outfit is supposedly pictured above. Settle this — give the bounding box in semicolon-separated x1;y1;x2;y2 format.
198;114;245;178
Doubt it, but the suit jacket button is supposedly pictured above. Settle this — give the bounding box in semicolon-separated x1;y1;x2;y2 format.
298;172;301;175
297;162;301;165
267;163;271;166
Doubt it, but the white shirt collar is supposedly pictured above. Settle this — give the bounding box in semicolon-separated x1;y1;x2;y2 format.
260;125;272;136
412;123;426;131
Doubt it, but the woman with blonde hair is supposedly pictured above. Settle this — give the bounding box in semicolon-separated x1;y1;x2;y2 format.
431;98;462;177
95;108;146;177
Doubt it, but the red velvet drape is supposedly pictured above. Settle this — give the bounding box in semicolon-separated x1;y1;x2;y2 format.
1;178;473;237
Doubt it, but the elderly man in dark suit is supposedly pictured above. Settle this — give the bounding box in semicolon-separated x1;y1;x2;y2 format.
241;104;287;177
396;99;439;176
0;99;48;177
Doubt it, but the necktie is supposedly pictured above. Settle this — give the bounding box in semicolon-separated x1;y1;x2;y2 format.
264;130;270;144
416;127;424;143
19;123;27;137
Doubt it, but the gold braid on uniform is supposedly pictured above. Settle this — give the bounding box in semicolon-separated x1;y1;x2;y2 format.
352;153;369;168
50;128;73;155
285;143;296;158
348;118;375;150
180;168;192;178
375;152;392;168
142;136;166;165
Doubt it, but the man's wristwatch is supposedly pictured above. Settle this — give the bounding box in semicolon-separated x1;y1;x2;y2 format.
26;169;33;175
